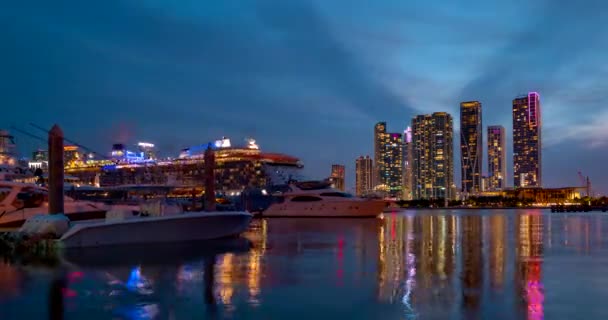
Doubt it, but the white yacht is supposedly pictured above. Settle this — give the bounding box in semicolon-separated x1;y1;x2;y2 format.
261;181;386;218
0;181;107;228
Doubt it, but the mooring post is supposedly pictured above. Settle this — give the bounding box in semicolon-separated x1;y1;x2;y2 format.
48;125;64;215
204;145;216;212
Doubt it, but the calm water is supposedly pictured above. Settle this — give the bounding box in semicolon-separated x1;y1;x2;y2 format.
1;209;608;319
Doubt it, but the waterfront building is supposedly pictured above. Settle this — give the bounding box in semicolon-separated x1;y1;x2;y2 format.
513;92;542;188
355;156;373;197
373;122;403;198
0;130;16;166
488;125;507;190
460;101;482;195
64;145;82;167
411;112;454;200
330;164;345;191
402;127;413;200
65;138;303;193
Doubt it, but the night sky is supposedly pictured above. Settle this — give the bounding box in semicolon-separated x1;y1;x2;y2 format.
2;1;608;193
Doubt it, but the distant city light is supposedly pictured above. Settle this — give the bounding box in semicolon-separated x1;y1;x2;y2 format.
137;142;155;148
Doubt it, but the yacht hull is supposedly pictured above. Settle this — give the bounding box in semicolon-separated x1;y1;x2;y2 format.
59;211;253;248
262;200;385;218
0;208;107;229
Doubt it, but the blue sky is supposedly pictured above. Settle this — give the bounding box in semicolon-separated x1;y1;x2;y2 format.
2;0;608;193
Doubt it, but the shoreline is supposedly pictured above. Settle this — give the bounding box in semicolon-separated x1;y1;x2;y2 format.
391;206;549;210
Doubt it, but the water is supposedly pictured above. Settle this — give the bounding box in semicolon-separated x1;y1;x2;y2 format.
1;209;608;319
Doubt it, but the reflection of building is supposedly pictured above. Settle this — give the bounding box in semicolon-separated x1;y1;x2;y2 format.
489;215;506;290
412;113;454;200
330;164;345;191
373;122;403;198
515;214;545;320
355;156;373;197
488;126;506;190
513;92;542;188
460;101;482;195
402;127;413;200
461;215;483;312
0;130;16;166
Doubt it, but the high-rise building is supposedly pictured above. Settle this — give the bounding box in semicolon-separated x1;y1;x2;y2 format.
488;125;506;190
412;112;454;200
513;92;542;188
402;127;413;200
373;122;403;198
330;164;345;191
355;156;373;197
460;101;483;195
374;122;387;188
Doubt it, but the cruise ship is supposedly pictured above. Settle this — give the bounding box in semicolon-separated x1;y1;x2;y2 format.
64;138;304;194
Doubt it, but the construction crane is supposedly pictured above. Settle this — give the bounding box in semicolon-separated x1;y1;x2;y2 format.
577;170;591;197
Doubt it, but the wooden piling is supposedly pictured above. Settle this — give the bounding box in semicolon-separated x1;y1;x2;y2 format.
204;144;216;212
48;125;64;214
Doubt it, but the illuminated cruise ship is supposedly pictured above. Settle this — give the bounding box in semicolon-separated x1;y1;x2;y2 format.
64;138;303;193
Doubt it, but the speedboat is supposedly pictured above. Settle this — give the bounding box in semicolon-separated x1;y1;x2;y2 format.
59;201;253;248
0;181;107;228
260;180;386;218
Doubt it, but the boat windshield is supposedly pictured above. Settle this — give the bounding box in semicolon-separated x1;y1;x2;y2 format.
294;181;332;191
319;192;353;198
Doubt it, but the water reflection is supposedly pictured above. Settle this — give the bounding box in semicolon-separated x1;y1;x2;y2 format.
2;211;608;319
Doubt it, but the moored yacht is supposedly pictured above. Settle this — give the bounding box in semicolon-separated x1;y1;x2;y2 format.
0;181;106;228
260;180;386;218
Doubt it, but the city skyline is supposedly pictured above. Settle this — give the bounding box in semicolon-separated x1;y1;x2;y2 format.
2;1;608;193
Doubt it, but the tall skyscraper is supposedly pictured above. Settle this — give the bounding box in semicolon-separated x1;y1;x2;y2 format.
513;92;542;188
330;164;345;191
402;127;413;200
460;101;482;195
412;112;454;200
487;125;506;190
373;122;403;198
355;156;373;197
374;122;387;188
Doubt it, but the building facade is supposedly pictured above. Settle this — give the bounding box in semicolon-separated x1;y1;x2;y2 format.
513;92;542;188
412;112;454;200
487;125;506;190
330;164;345;191
402;127;413;200
355;156;373;197
373;122;403;198
460;101;483;195
0;130;16;166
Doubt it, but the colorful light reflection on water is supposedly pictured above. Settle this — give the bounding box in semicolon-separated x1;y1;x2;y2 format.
1;210;608;319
